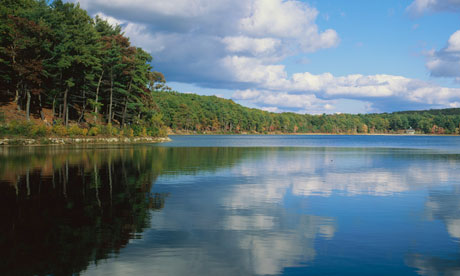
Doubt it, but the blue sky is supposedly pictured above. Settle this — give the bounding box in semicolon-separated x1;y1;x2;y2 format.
70;0;460;114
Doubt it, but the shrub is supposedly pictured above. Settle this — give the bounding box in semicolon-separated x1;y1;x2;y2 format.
111;126;119;135
88;126;100;136
29;124;49;137
8;120;32;136
100;123;114;135
0;125;7;137
130;124;142;136
68;125;87;136
52;124;68;136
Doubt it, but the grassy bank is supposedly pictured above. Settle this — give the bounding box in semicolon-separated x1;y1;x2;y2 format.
0;111;168;145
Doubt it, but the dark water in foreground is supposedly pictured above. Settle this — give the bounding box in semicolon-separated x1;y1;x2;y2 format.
1;135;460;275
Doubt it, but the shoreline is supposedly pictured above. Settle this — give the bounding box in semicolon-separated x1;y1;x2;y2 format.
168;132;459;137
0;136;171;146
1;132;458;146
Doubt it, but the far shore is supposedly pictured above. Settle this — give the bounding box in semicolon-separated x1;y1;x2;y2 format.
167;131;459;137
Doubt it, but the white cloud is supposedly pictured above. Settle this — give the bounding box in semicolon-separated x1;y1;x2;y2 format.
233;89;335;114
222;36;281;56
73;0;338;84
72;0;460;113
446;30;460;52
94;12;125;26
240;0;339;52
407;0;460;16
231;69;460;112
426;30;460;81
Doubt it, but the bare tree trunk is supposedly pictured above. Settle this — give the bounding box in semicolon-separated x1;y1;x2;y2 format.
122;96;128;127
12;50;21;110
108;69;113;124
14;88;20;109
122;78;132;127
52;96;56;118
78;88;86;123
63;87;69;126
38;94;45;121
26;90;31;121
94;70;104;122
66;105;69;127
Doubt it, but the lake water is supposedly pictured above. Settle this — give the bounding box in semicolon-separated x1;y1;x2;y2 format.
1;135;460;275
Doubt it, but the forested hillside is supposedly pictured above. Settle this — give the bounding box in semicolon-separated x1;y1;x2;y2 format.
153;92;460;134
1;0;460;138
0;0;168;137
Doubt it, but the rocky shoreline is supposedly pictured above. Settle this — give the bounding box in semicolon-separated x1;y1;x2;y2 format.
0;136;171;146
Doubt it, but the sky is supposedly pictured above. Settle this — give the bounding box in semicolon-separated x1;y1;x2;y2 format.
68;0;460;114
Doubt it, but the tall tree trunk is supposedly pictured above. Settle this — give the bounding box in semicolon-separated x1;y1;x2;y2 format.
108;69;113;124
122;78;132;127
52;96;56;120
66;105;69;127
12;49;20;110
63;87;69;126
94;70;104;122
38;94;45;121
122;96;128;127
14;88;20;109
26;90;31;121
78;88;86;123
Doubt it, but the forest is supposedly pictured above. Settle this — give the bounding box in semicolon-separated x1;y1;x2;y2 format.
153;91;460;135
0;0;169;137
1;0;460;138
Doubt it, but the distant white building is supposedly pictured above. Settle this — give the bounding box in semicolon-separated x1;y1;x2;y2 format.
406;127;415;135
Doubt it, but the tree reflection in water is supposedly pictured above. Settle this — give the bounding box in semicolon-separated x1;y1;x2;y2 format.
0;145;247;276
0;147;165;276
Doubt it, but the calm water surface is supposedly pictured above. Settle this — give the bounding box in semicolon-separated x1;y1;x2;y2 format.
1;135;460;275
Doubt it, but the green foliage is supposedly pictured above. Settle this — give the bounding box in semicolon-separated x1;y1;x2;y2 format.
0;0;167;136
88;126;100;136
152;91;460;135
68;125;87;136
52;124;67;136
0;0;459;137
5;120;49;137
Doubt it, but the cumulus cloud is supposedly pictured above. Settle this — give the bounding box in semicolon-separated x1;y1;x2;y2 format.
232;71;460;113
240;0;339;52
407;0;460;16
222;36;282;56
72;0;460;113
72;0;338;84
426;30;460;82
233;89;335;114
